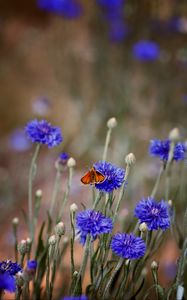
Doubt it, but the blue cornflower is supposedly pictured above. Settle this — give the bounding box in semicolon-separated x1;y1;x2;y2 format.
27;260;37;271
132;40;160;61
93;161;125;193
111;233;146;259
62;296;87;300
9;129;31;152
0;260;22;293
59;152;69;164
76;209;113;245
134;197;170;231
25;119;63;148
37;0;83;18
108;21;129;43
149;139;186;161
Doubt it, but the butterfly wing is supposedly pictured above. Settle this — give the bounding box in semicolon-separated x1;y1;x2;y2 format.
94;169;105;184
81;170;92;184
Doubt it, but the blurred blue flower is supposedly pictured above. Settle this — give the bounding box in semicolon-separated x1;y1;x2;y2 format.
25;119;63;148
62;296;87;300
97;0;124;9
134;197;170;231
32;96;51;116
37;0;83;18
132;40;160;61
76;209;113;245
94;161;125;193
149;139;186;161
9;129;31;152
0;260;22;293
111;233;146;259
27;260;37;271
108;20;128;43
59;152;69;164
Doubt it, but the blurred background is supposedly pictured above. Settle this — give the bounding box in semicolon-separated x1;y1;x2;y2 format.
0;0;187;296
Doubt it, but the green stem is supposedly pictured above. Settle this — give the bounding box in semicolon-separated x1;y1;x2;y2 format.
73;235;91;295
70;212;76;277
102;128;112;161
50;169;61;216
28;144;41;240
103;257;124;299
58;166;73;220
150;164;164;198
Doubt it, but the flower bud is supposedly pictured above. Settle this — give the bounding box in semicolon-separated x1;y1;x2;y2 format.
17;240;27;255
35;189;42;198
169;128;180;142
141;267;148;277
125;153;136;166
67;157;76;168
26;238;32;252
70;203;78;213
55;222;65;236
139;222;148;233
107;117;117;129
16;271;25;287
168;200;172;206
176;285;184;300
48;235;57;246
151;261;159;270
12;217;19;226
63;236;69;244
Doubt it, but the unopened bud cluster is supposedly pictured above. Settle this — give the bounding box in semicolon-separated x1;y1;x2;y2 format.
107;117;117;129
48;235;57;246
125;153;136;166
17;240;27;255
55;222;65;236
169;127;180;142
67;157;76;168
70;203;78;213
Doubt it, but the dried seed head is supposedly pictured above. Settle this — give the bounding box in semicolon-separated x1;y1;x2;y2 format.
107;117;117;129
125;153;136;166
55;222;65;236
151;261;159;270
169;128;180;142
48;235;57;246
12;217;19;226
70;203;78;213
139;222;148;233
67;157;76;168
17;240;27;255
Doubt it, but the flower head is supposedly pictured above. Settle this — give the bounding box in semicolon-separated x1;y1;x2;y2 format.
149;139;186;161
111;233;146;259
62;296;87;300
76;209;113;245
97;0;124;9
59;152;69;164
134;197;170;231
94;161;125;193
25;119;63;148
27;260;37;271
0;260;22;292
37;0;83;18
132;40;160;61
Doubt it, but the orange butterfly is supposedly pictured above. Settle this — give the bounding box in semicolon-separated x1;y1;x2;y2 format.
81;167;105;185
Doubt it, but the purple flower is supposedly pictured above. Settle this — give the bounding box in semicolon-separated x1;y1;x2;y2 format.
9;129;31;152
27;260;37;271
25;119;63;148
0;260;22;293
132;40;160;61
149;139;186;161
134;197;170;231
108;21;129;43
97;0;124;9
94;161;125;193
59;152;69;164
76;209;113;245
111;233;146;259
37;0;83;19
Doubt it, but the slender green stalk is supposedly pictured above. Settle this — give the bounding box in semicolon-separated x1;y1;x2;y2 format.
72;235;91;295
50;169;61;215
102;127;112;161
103;257;124;298
28;144;41;240
12;222;18;261
93;191;103;210
58;166;73;220
113;164;130;223
150;164;164;198
70;211;76;277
